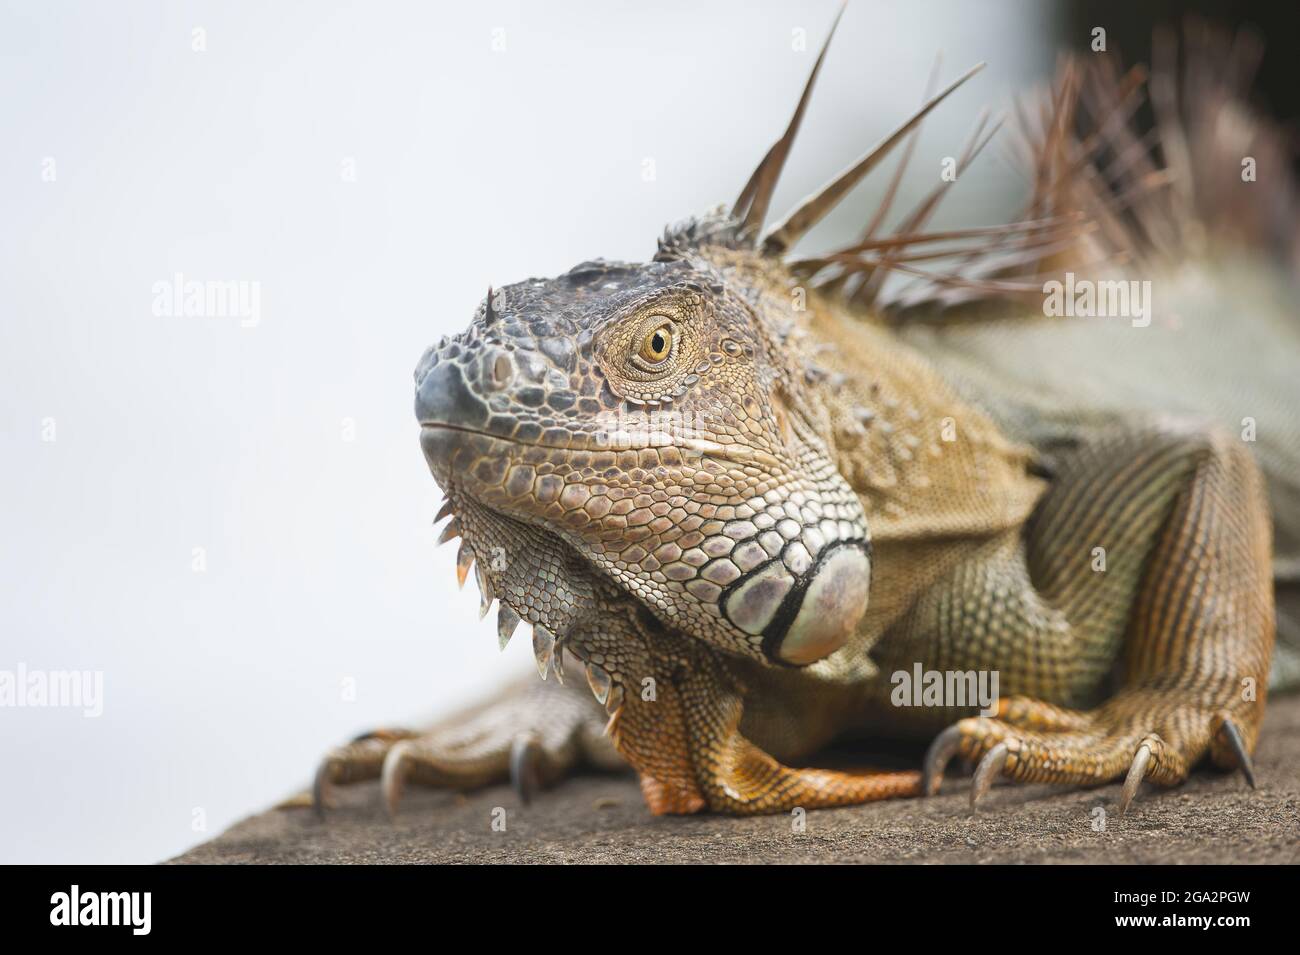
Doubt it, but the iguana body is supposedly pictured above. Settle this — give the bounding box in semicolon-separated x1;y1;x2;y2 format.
314;15;1297;817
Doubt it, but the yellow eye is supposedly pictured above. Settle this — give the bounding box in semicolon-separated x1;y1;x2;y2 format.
639;324;673;364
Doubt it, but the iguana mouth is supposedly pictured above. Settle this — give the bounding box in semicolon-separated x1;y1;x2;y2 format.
420;421;779;467
418;421;575;454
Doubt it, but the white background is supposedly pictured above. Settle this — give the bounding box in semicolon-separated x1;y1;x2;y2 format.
0;0;1057;863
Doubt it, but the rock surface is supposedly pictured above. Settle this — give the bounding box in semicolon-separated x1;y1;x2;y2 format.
171;694;1300;864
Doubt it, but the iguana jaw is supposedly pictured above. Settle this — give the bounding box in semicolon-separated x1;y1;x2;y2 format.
421;408;873;671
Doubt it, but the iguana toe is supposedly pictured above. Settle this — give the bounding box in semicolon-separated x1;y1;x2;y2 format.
969;741;1010;811
508;734;544;806
927;689;1261;815
1216;717;1257;789
921;724;963;796
306;677;617;818
313;728;419;818
1118;738;1155;815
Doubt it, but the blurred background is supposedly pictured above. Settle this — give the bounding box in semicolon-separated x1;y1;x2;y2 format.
0;0;1294;863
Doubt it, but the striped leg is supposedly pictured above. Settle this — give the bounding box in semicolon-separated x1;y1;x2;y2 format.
922;425;1273;810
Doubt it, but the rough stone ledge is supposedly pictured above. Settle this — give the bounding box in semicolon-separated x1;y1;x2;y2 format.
171;694;1300;864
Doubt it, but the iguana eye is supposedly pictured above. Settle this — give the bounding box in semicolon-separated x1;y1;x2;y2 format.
637;323;674;365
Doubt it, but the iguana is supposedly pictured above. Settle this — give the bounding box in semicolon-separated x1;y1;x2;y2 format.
313;11;1300;817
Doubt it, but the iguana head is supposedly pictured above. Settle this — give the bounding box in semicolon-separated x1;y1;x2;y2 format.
415;244;870;668
413;15;984;680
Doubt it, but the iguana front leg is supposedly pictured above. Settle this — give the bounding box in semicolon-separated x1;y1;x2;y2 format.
558;603;921;815
916;425;1272;811
632;662;922;816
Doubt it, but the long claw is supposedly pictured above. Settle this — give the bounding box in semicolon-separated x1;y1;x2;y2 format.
435;499;454;524
1120;741;1152;815
509;735;542;805
970;741;1009;811
922;725;963;796
381;741;413;819
1219;717;1257;789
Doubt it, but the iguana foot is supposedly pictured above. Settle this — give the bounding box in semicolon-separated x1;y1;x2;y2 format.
310;674;622;817
922;691;1260;813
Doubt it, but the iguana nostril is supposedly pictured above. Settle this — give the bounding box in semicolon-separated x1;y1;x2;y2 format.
491;352;514;389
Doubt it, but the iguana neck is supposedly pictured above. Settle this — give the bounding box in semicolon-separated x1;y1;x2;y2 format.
800;291;1045;544
689;242;1043;541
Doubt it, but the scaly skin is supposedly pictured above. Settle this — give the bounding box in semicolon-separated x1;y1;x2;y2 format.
311;14;1291;817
